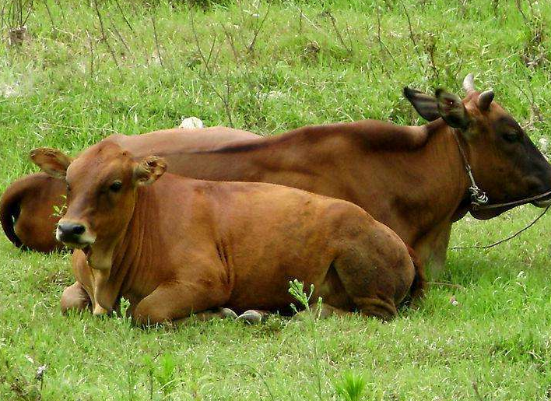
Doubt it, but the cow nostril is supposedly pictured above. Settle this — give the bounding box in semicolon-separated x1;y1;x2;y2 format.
72;225;85;235
59;223;86;236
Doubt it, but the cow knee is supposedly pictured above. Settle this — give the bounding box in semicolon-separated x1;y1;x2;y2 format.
60;283;91;314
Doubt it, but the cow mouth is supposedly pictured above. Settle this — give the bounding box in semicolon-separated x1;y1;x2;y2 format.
469;189;551;219
533;197;551;208
60;240;93;249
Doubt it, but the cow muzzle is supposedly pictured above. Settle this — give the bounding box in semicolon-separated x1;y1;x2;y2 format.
534;198;551;208
56;220;96;248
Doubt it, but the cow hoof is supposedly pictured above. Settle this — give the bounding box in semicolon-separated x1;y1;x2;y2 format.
220;308;238;320
93;304;109;316
237;310;263;324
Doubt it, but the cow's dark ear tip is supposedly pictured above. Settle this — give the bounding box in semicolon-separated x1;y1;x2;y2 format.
435;88;444;98
403;86;414;99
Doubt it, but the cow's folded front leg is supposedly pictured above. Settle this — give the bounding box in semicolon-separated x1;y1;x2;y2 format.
132;281;227;327
60;281;92;314
91;269;119;317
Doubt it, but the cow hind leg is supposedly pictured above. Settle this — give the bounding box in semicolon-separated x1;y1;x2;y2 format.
293;302;351;320
237;310;271;324
330;242;413;320
169;308;238;325
351;296;397;321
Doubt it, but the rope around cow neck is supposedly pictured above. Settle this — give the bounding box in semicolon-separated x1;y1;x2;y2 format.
451;203;550;250
450;130;489;208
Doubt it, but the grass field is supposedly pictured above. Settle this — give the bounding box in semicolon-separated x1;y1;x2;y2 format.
1;0;551;399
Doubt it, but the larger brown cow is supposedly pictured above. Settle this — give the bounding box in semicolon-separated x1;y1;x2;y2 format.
0;127;260;252
31;142;418;323
132;75;551;274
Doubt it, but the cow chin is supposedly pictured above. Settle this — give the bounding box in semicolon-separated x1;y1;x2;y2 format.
469;208;505;220
470;197;551;219
533;198;551;208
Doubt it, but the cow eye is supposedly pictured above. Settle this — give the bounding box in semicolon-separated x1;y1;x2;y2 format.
503;132;520;143
66;183;71;192
109;181;123;192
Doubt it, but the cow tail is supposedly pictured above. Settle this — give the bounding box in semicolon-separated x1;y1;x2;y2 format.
0;177;26;248
406;245;426;301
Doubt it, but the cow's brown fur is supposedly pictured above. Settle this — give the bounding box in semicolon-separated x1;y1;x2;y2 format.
33;142;417;323
1;127;260;252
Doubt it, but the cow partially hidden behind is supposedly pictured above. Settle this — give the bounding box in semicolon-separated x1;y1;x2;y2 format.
0;127;260;253
31;142;420;324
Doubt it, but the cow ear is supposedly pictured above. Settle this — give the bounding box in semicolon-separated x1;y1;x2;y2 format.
133;156;167;186
30;148;72;179
435;89;471;130
403;87;440;122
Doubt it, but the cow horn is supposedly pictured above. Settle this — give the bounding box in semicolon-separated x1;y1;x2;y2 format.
463;73;476;93
478;90;494;111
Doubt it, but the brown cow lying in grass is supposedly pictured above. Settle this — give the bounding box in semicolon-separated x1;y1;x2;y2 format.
0;127;259;252
31;142;419;324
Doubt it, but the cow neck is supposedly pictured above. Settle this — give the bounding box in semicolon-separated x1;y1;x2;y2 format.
395;119;472;237
108;185;155;301
85;188;148;309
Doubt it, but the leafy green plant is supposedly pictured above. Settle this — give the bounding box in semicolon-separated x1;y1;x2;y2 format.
289;279;313;312
288;279;324;400
155;354;178;396
335;371;367;401
142;353;179;399
142;354;156;400
52;194;67;218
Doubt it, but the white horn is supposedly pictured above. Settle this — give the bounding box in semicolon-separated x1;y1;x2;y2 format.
478;90;494;111
463;73;475;93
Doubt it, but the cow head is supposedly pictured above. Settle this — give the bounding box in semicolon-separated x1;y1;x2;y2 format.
405;74;551;219
31;142;166;268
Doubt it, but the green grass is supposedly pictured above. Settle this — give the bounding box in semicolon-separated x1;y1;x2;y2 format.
1;0;551;399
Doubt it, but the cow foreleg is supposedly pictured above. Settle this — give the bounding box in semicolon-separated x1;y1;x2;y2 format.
60;281;92;314
132;281;227;327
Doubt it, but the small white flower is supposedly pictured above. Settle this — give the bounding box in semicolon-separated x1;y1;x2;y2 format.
539;138;548;153
36;365;46;380
179;117;204;129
